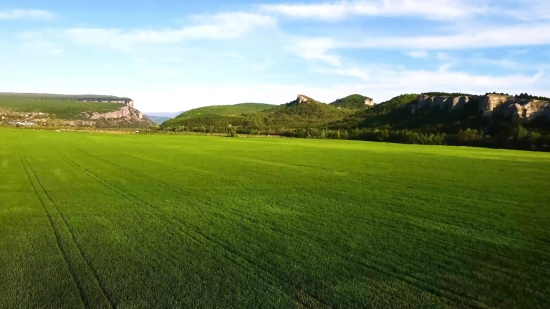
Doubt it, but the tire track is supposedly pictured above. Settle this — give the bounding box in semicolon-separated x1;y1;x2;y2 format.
74;149;487;308
23;156;115;309
63;156;294;302
226;206;488;309
20;156;89;309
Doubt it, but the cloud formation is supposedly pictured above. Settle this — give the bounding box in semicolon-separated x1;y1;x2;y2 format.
404;51;429;58
0;9;55;20
260;0;488;21
4;0;550;111
63;13;275;50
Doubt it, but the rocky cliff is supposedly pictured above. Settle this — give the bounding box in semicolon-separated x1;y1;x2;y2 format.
1;99;152;128
411;94;550;122
90;103;146;122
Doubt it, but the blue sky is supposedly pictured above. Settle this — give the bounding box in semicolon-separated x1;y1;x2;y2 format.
1;0;550;112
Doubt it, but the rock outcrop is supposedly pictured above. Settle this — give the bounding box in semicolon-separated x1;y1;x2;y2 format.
297;94;310;104
364;98;374;106
411;94;550;122
90;104;145;121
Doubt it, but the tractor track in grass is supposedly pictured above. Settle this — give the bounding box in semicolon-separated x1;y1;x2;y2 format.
66;148;331;308
223;208;487;309
20;156;90;309
73;149;516;308
24;157;116;309
74;148;486;308
62;156;297;304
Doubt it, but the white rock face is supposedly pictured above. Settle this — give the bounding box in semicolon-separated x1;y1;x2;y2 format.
479;94;508;115
90;102;148;122
297;94;309;104
412;93;550;121
364;98;374;106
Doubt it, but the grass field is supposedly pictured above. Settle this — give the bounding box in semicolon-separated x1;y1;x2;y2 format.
0;97;124;119
1;129;549;309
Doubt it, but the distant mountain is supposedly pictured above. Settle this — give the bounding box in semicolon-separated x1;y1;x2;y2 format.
146;115;172;124
144;112;183;124
144;111;184;118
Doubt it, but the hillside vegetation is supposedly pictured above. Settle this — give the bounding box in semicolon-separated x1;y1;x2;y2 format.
0;97;124;120
0;92;131;102
330;94;372;109
2;130;549;308
176;103;274;118
161;96;354;134
159;92;550;151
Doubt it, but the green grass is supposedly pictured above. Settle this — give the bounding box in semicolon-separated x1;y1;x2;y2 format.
1;129;549;308
177;103;275;118
0;97;124;120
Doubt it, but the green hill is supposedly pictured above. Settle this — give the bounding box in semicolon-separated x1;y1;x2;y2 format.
161;96;352;133
176;103;274;118
330;94;373;109
159;92;550;151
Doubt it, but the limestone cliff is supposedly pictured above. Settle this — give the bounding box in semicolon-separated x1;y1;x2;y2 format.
411;94;550;122
364;98;374;106
90;103;146;122
1;99;152;128
297;94;311;104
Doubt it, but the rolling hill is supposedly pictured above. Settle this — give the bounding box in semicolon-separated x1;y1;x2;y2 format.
161;96;353;133
330;94;374;109
160;92;550;151
176;103;274;118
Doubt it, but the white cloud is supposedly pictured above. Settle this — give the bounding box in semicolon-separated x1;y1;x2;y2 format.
470;57;520;70
60;13;275;50
495;0;550;20
0;9;55;20
261;0;488;21
404;50;428;58
366;68;545;92
316;67;371;80
360;23;550;49
300;23;550;51
288;37;342;66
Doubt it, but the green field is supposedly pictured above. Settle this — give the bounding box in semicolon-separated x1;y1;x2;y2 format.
0;97;124;119
1;129;549;308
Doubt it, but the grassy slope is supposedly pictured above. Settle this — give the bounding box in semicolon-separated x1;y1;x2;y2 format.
176;103;274;118
0;97;124;120
1;129;549;308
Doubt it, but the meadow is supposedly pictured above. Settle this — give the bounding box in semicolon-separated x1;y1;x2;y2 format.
0;97;124;119
1;129;549;308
